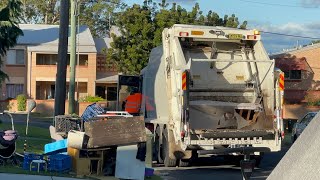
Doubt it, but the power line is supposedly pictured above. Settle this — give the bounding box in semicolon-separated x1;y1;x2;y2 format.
239;0;312;8
260;30;320;40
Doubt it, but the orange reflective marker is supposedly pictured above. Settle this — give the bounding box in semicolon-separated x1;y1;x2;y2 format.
182;72;187;90
279;73;284;91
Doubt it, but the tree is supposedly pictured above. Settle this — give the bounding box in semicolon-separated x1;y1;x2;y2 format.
107;4;155;75
310;40;320;45
0;0;23;83
108;0;248;75
79;0;125;37
5;0;124;37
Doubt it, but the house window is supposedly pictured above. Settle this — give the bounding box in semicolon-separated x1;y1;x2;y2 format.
6;84;24;99
284;70;302;80
36;54;88;66
78;55;88;66
36;54;58;65
7;50;25;65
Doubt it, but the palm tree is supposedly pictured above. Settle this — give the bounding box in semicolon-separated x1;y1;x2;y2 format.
0;0;23;83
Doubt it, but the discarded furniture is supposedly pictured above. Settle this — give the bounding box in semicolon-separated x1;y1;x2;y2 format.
67;130;88;149
54;115;83;137
84;116;146;148
68;147;105;176
48;154;71;172
44;139;68;155
23;153;44;171
81;103;105;121
115;145;145;180
30;159;47;172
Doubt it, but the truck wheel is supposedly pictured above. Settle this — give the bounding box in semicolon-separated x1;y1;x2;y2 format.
163;128;177;167
179;159;190;167
155;127;163;164
254;154;264;167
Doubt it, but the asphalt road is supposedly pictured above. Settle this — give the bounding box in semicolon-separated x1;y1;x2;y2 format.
155;146;289;180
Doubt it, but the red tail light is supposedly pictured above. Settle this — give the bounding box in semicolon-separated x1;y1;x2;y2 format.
281;131;285;139
181;131;185;138
179;32;189;37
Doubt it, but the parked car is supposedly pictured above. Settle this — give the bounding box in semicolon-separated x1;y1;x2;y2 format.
292;112;318;143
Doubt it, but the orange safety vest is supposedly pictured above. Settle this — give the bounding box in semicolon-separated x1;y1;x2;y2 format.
125;93;142;114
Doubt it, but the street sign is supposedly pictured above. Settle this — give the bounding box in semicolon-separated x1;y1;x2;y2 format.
240;159;256;180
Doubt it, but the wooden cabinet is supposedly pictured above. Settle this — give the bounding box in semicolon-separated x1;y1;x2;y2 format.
68;147;104;176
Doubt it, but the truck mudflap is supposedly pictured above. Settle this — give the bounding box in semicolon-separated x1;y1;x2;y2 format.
197;147;271;155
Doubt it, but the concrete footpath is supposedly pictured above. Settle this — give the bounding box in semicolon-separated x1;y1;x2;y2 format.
0;173;83;180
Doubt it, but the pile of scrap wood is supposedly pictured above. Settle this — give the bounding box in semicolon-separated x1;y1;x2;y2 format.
68;115;146;149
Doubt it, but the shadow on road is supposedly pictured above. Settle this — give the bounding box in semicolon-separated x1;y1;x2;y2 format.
155;145;291;180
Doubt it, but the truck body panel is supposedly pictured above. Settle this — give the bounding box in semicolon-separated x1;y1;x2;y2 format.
140;24;283;160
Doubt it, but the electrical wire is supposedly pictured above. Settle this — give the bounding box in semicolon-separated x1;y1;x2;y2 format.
239;0;316;8
260;30;320;40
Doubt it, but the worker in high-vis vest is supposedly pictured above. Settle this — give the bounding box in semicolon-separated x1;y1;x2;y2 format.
124;88;155;115
125;92;142;115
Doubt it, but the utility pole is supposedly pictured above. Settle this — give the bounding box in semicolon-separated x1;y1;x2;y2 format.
68;0;77;114
54;0;70;116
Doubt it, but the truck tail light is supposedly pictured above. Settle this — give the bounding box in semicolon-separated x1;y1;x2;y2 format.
179;32;189;37
247;35;257;40
281;131;285;139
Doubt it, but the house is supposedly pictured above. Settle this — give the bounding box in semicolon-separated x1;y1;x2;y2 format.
0;24;118;113
271;43;320;119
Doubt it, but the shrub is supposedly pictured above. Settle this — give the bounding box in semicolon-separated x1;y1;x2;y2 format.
79;96;104;103
16;94;27;111
7;102;14;111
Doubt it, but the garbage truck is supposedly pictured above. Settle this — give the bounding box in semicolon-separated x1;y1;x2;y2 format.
118;24;284;167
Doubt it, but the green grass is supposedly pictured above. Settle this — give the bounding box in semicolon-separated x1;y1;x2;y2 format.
0;166;76;178
0;124;50;139
16;138;50;154
0;123;51;154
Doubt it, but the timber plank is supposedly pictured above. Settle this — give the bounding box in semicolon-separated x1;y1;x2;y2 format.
85;116;146;148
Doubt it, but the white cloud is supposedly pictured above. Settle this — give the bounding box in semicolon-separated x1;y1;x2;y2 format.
154;0;198;5
301;0;320;8
249;22;320;53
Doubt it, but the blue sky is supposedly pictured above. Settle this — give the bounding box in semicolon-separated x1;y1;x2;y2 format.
125;0;320;53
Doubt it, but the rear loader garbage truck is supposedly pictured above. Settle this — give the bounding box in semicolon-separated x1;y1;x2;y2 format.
119;24;284;167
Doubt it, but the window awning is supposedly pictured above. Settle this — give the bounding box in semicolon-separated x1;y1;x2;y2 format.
96;75;118;83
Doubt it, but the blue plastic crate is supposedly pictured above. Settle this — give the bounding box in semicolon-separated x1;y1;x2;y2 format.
44;139;68;155
23;153;44;170
48;154;71;172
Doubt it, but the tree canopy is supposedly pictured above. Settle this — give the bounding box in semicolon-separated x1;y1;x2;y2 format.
0;0;124;37
310;40;320;45
0;0;23;83
107;0;248;75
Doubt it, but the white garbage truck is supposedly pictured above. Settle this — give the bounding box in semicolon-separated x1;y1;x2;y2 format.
118;24;284;167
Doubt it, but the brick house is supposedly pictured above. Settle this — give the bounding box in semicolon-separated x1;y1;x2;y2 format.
271;44;320;119
0;24;118;113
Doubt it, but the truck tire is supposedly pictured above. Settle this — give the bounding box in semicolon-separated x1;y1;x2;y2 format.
254;154;264;167
155;127;163;164
163;128;177;167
